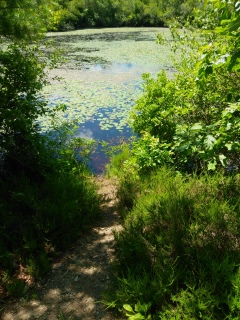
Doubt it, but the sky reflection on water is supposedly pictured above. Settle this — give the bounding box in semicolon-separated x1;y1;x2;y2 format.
75;119;133;174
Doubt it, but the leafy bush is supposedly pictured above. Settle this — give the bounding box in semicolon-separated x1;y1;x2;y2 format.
129;0;240;174
0;43;51;179
0;0;55;40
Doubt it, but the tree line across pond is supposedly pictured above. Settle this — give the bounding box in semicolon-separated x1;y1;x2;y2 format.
0;0;203;35
54;0;203;30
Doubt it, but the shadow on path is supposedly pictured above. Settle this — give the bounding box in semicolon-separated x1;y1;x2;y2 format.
2;177;123;320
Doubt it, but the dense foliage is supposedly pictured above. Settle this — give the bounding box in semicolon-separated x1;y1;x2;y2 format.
52;0;203;30
0;0;101;301
0;0;56;39
105;0;240;319
0;1;56;178
127;0;240;174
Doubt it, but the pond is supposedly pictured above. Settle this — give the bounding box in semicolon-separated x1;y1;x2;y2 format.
40;27;174;173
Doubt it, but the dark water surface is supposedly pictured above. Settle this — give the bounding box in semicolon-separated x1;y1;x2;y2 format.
42;28;174;173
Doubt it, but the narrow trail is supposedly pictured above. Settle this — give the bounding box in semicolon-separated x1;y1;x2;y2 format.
2;176;123;320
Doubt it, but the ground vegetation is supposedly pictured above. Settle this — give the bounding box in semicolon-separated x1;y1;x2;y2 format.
106;0;240;318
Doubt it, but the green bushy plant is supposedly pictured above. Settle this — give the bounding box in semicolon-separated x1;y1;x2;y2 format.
123;302;152;319
108;168;240;319
0;0;56;40
129;0;240;174
0;44;47;177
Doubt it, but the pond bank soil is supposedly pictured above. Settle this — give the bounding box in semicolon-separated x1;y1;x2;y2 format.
2;176;123;320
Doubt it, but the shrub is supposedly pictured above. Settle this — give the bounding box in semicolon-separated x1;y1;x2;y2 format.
129;0;240;174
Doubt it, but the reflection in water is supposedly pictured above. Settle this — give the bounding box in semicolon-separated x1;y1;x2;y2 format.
76;128;94;139
76;119;132;174
89;62;137;73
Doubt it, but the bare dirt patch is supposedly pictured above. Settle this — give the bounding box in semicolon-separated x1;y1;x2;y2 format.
1;176;123;320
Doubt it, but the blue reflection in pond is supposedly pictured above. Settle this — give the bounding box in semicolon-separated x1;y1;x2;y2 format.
75;119;133;174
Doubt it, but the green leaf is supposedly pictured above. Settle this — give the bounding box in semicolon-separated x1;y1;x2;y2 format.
13;192;25;197
177;144;190;152
236;1;240;10
229;19;240;31
123;304;134;313
226;122;232;130
215;54;230;65
219;154;227;166
225;143;232;150
128;314;145;320
190;123;202;131
205;135;216;149
208;160;217;171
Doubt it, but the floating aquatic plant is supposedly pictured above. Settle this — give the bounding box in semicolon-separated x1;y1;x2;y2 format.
41;27;174;135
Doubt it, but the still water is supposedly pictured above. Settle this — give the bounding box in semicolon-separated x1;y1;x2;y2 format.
41;28;174;173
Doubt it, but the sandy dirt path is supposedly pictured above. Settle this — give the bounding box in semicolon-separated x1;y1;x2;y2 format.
1;176;124;320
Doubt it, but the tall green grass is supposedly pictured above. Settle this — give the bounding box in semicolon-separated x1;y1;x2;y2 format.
107;168;240;319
